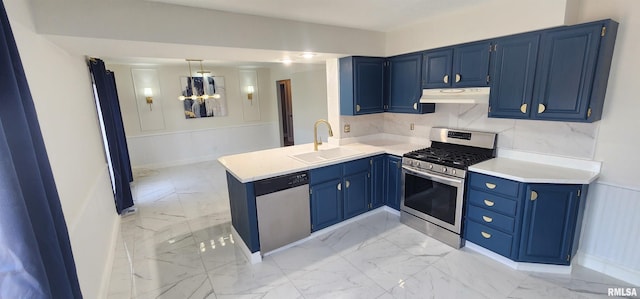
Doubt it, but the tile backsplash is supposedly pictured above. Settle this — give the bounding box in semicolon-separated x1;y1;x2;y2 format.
340;103;599;160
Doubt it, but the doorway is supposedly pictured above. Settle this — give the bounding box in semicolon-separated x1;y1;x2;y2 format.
276;79;294;146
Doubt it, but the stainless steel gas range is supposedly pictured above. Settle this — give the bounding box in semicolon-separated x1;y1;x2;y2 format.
401;127;497;248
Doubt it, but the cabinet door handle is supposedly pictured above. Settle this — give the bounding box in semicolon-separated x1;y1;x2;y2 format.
455;73;461;83
481;231;492;239
538;103;546;114
531;191;538;201
356;104;361;112
520;103;528;114
337;183;342;191
443;75;449;84
482;216;493;223
345;180;350;188
413;103;418;110
483;199;495;207
485;183;496;189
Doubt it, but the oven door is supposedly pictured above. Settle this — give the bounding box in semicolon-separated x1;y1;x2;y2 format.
401;166;464;234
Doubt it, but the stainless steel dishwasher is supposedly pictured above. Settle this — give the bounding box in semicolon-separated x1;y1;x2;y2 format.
254;171;310;255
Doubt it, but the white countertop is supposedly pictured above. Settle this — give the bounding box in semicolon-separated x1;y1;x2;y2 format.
218;137;423;183
469;156;600;184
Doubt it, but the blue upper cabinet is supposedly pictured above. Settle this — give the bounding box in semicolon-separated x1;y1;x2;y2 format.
422;42;491;89
422;49;453;88
387;53;435;114
519;184;581;265
489;34;540;118
531;20;617;122
490;19;618;122
453;42;493;87
340;56;385;115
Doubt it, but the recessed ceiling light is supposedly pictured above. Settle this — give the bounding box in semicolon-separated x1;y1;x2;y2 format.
281;58;293;65
301;52;315;59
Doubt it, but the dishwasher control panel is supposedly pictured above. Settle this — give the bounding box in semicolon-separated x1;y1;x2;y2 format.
254;171;309;196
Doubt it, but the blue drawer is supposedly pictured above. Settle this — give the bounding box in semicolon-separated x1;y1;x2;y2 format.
467;205;515;233
469;172;520;198
467;189;518;216
310;164;342;185
343;157;370;175
465;220;513;258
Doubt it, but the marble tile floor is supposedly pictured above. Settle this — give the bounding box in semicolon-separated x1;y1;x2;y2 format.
106;161;633;298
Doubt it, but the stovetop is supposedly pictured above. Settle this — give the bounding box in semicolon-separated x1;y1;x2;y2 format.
402;128;497;179
403;146;493;169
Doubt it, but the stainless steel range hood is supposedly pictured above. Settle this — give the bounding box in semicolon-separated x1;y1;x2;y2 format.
419;87;490;104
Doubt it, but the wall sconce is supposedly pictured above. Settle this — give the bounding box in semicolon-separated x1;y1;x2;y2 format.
246;85;255;106
144;88;153;111
246;85;254;100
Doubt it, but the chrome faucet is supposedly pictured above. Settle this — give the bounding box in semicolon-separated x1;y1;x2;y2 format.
313;119;334;151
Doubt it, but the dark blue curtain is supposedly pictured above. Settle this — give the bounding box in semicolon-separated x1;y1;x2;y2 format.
88;58;134;213
0;1;83;298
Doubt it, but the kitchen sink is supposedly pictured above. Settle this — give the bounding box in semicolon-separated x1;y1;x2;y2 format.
290;147;361;164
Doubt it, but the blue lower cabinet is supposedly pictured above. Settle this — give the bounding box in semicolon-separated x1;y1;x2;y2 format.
518;184;581;265
226;171;260;253
465;171;586;265
370;155;386;209
343;171;370;219
385;155;402;210
465;220;514;258
310;178;343;232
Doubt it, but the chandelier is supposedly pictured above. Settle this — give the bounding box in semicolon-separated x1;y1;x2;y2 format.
178;59;221;101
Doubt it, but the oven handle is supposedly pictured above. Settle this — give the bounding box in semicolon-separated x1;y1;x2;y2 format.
402;165;463;186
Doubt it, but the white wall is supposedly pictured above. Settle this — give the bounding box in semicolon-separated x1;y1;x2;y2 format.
30;0;385;57
4;0;119;297
108;63;280;168
385;0;567;56
270;64;329;145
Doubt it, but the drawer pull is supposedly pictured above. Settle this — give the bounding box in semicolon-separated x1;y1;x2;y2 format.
485;183;496;189
481;232;492;239
482;216;493;223
483;199;495;207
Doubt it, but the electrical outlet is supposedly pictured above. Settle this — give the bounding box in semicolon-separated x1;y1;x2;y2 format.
344;124;351;133
410;123;415;130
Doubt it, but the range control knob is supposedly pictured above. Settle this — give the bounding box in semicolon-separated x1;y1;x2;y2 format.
452;169;457;175
442;167;447;173
429;164;433;169
415;162;421;168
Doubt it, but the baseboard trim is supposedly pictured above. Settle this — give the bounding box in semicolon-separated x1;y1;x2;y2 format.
231;225;262;264
99;217;121;299
575;251;640;286
465;241;572;274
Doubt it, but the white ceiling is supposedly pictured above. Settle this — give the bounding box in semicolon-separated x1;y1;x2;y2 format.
148;0;489;32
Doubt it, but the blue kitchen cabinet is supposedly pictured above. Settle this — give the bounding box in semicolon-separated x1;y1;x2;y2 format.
488;33;540;118
465;172;587;265
422;41;492;89
385;155;402;211
310;164;343;231
343;171;370;219
340;56;385;115
531;20;617;122
387;53;435;114
310;178;343;231
519;184;582;265
465;172;523;259
343;158;371;219
422;49;452;89
226;171;260;253
370;155;386;209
